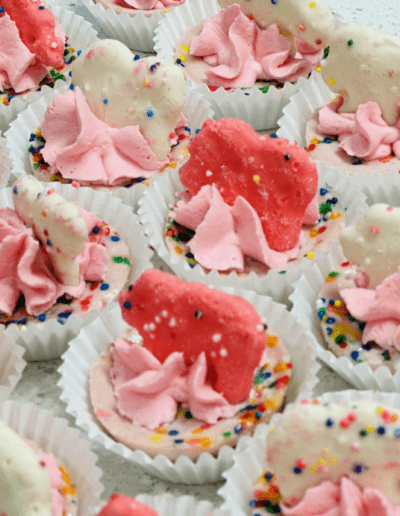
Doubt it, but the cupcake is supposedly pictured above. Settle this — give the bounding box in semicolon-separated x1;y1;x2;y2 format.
138;118;367;303
0;1;98;133
220;390;400;516
0;400;103;515
155;0;335;130
58;277;319;483
6;39;212;211
278;24;400;177
0;176;152;361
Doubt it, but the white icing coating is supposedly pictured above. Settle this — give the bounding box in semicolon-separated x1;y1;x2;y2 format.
267;399;400;505
0;420;52;516
217;0;334;49
13;176;88;287
71;39;186;161
321;23;400;125
340;203;400;289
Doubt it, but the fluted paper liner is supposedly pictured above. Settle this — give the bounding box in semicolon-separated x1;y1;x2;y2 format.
135;493;230;516
0;400;103;516
0;135;12;189
0;330;26;402
219;390;400;516
0;4;98;134
137;164;367;306
290;173;400;391
57;288;320;484
5;83;213;213
154;0;317;131
0;183;153;361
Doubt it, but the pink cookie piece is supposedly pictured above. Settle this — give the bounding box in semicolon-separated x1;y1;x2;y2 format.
179;119;318;252
1;0;65;68
119;269;266;404
97;494;159;516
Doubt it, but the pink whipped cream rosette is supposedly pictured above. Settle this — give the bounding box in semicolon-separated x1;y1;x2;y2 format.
277;72;400;177
5;83;213;213
0;182;153;361
0;330;26;402
137;164;367;305
0;400;103;516
219;389;400;516
290;172;400;391
0;3;98;134
57;288;320;484
154;0;340;131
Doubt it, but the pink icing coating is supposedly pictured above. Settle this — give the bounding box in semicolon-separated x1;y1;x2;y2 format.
97;494;159;516
40;88;166;186
0;207;107;316
340;266;400;351
318;97;400;161
173;184;314;271
115;0;183;9
0;14;48;93
109;338;239;429
281;477;400;516
189;4;323;88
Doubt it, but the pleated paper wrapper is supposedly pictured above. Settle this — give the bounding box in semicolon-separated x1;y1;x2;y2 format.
0;330;26;402
0;134;12;189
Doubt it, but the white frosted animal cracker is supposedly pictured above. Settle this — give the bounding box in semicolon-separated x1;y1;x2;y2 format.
71;40;186;162
13;177;88;287
340;204;400;289
0;420;52;516
321;24;400;126
218;0;334;49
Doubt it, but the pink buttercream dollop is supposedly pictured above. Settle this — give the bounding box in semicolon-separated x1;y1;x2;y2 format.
40;88;166;186
340;266;400;351
318;97;400;161
115;0;184;9
109;338;239;429
97;494;159;516
0;14;48;93
0;207;107;316
189;4;323;88
281;477;400;516
173;184;313;271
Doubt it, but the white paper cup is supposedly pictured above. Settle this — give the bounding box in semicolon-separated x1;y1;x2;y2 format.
137;164;367;306
0;183;153;361
0;331;26;402
135;493;230;516
57;288;320;484
219;389;400;516
0;135;12;189
0;400;103;516
0;4;98;134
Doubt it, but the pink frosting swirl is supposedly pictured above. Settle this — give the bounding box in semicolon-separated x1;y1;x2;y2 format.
115;0;184;9
110;338;239;429
40;88;166;186
318;97;400;161
0;14;48;93
190;4;323;88
281;477;400;516
0;207;107;316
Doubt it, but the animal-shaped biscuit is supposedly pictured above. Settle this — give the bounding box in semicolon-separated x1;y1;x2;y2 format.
321;24;400;126
71;40;186;162
179;118;318;252
218;0;334;49
12;177;88;287
340;204;400;289
0;0;65;67
119;269;266;404
0;420;52;516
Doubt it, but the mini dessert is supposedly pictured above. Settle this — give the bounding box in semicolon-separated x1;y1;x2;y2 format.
0;0;78;109
164;118;345;276
90;269;292;460
250;397;400;514
27;39;195;190
0;175;130;330
306;24;400;176
0;419;77;515
97;494;158;516
174;0;334;92
317;203;400;373
94;0;185;16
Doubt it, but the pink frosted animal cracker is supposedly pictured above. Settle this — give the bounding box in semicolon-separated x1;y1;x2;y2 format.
12;176;88;287
218;0;334;49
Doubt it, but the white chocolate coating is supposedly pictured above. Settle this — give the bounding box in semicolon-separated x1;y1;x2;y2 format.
321;24;400;125
71;39;186;161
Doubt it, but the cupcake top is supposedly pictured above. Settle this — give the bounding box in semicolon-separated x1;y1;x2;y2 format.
97;494;158;515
